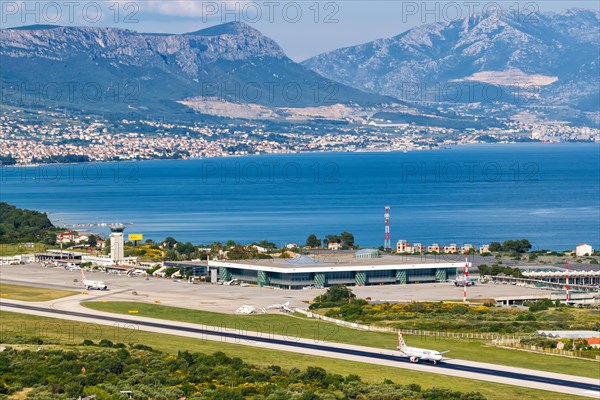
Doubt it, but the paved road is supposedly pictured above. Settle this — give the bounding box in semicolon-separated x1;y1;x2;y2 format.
1;298;598;398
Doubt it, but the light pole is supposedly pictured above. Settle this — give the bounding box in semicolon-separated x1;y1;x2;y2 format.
463;251;469;303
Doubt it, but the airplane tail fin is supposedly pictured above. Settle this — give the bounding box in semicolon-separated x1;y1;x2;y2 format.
397;332;406;350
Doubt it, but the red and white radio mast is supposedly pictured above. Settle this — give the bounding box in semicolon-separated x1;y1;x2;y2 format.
384;206;391;250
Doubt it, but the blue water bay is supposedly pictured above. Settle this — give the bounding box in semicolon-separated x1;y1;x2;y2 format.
2;143;598;250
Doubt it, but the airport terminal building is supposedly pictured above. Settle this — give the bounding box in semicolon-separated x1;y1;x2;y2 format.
208;253;465;289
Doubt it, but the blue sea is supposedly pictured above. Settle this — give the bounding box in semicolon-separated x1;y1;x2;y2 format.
2;143;599;250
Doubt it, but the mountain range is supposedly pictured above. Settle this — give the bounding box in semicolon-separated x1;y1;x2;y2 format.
303;9;600;117
1;9;599;125
0;22;393;120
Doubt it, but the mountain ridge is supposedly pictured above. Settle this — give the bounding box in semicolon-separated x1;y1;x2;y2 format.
302;8;600;116
0;22;395;120
2;12;598;126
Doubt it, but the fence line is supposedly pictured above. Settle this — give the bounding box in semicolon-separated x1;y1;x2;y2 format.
295;308;529;341
295;309;599;361
493;343;600;361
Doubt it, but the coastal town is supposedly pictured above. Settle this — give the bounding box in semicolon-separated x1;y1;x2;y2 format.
1;108;599;165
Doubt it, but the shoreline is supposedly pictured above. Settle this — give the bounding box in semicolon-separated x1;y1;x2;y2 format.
3;142;599;169
3;147;428;169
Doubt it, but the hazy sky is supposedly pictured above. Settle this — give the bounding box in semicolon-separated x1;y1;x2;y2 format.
2;1;599;60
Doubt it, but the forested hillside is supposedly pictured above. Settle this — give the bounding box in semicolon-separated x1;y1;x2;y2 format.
0;202;58;244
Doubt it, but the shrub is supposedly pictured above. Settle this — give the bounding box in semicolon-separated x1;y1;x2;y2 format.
525;298;554;312
310;285;358;309
516;312;536;321
12;336;44;345
520;336;557;349
302;366;327;382
98;339;114;347
407;383;422;392
130;343;153;351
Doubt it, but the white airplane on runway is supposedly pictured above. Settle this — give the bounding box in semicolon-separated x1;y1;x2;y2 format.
80;270;108;290
397;332;448;364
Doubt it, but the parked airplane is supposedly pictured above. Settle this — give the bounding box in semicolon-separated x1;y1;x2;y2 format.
128;269;147;277
267;301;293;313
454;278;475;287
397;332;448;364
80;270;108;290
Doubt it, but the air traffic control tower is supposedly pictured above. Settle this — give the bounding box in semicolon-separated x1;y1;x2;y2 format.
109;224;125;265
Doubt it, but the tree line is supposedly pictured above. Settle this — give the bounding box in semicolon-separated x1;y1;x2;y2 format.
487;239;532;254
476;264;523;278
127;233;358;262
306;232;355;248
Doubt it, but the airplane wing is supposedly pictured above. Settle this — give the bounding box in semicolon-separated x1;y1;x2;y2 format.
440;350;450;354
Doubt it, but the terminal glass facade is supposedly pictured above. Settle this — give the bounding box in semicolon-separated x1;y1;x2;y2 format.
215;266;453;289
407;268;437;283
229;268;259;283
366;270;396;284
269;272;313;288
164;262;207;277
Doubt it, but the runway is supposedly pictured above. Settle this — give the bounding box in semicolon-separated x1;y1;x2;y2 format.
1;299;598;398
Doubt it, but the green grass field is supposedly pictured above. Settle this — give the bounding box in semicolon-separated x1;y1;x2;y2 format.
82;301;599;379
0;283;78;301
0;243;49;256
0;311;585;400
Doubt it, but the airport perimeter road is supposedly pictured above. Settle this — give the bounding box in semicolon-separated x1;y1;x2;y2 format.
1;299;599;398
